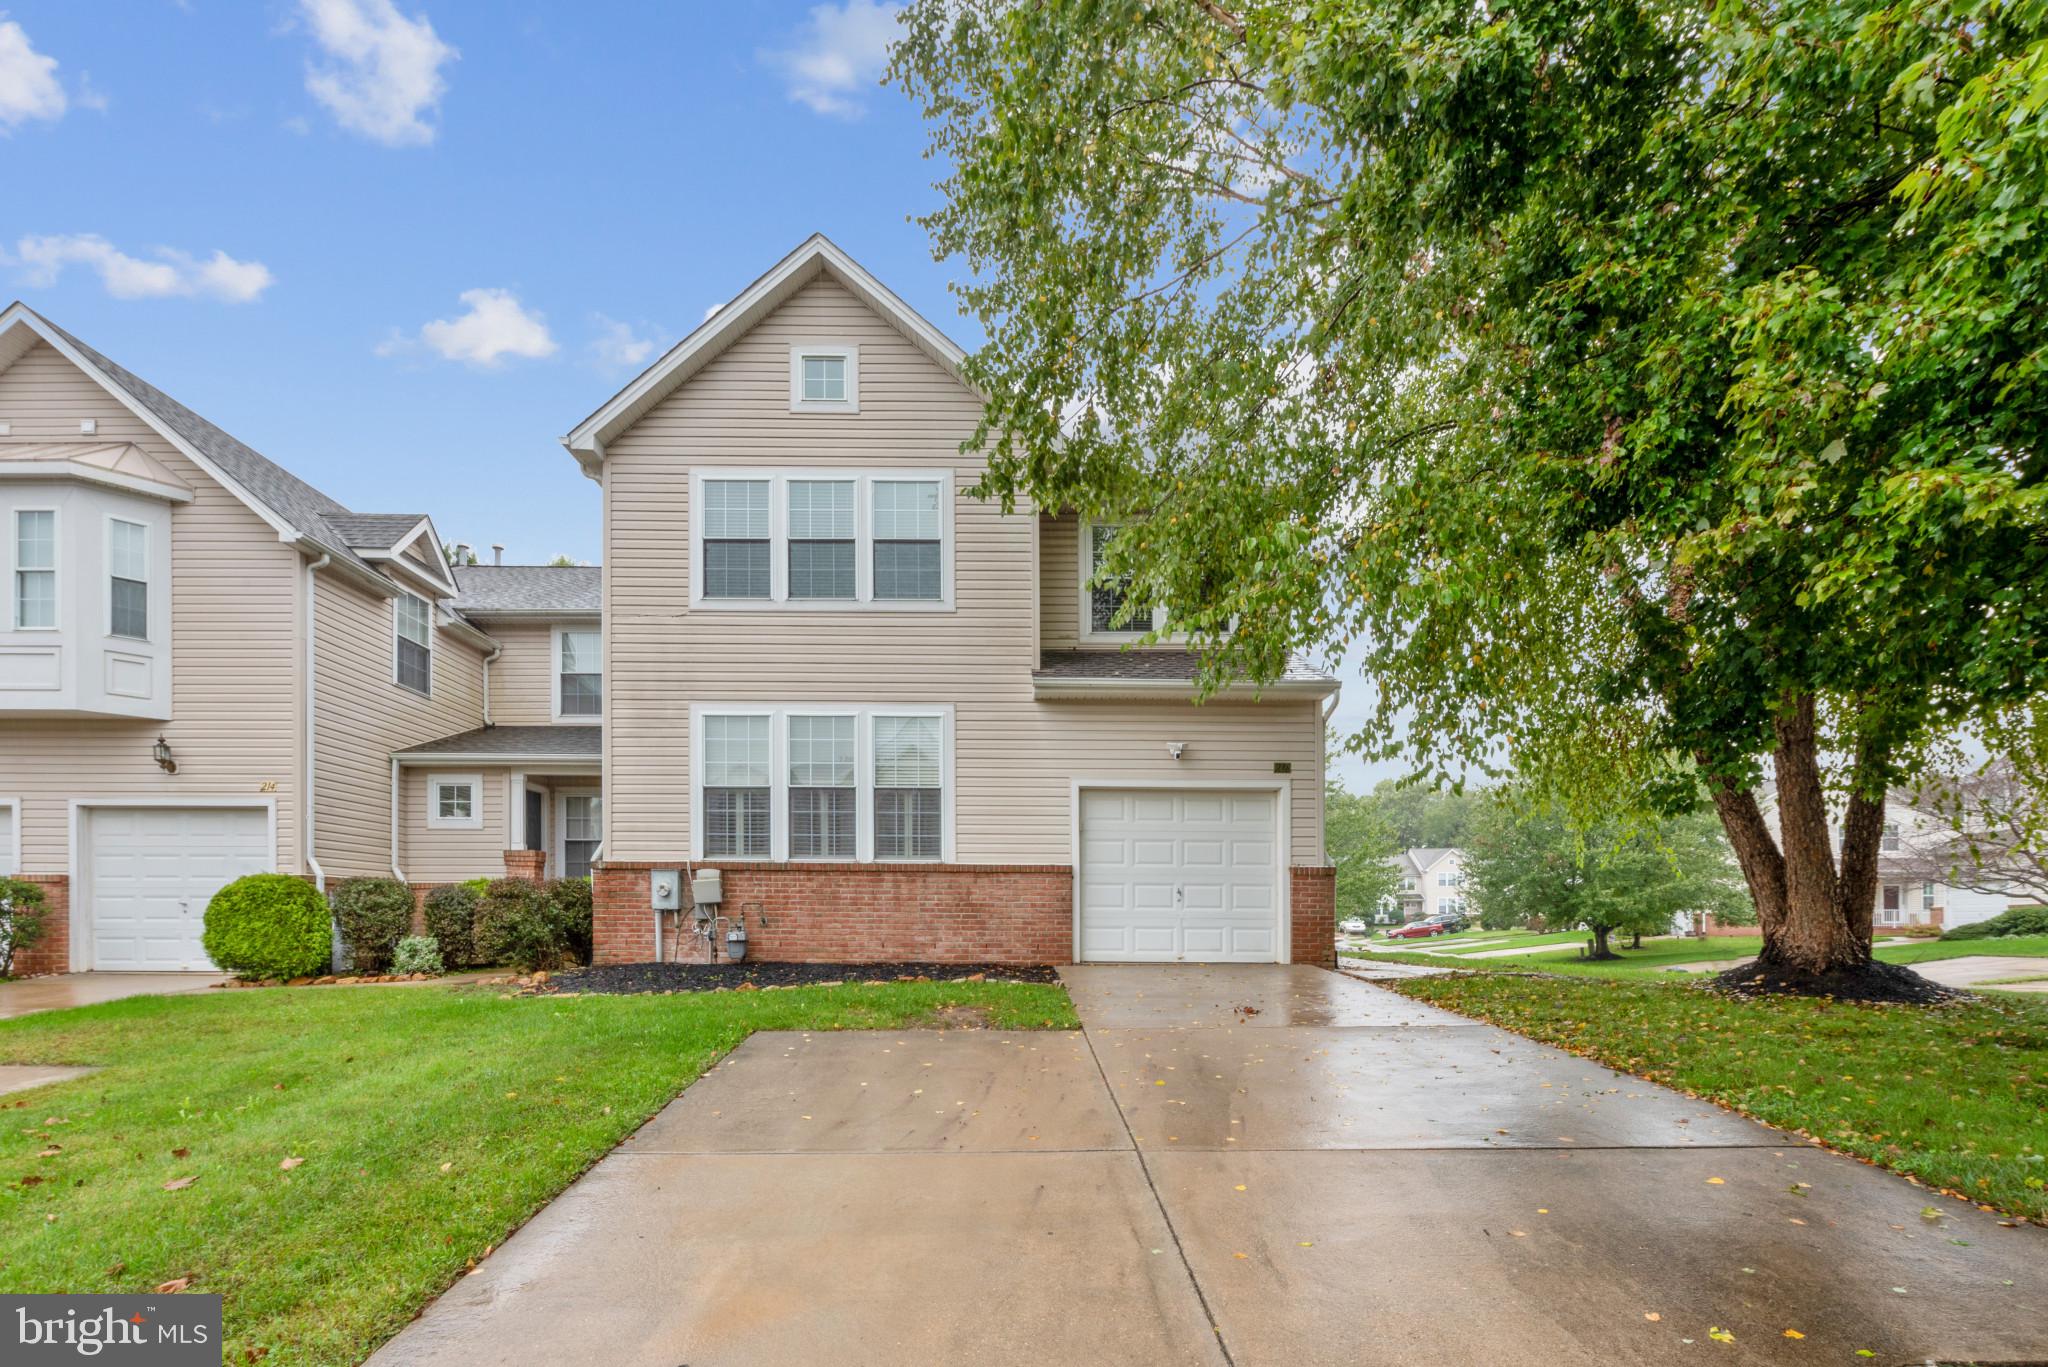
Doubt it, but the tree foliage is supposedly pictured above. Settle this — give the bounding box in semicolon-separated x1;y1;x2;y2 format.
1325;781;1402;919
1466;797;1754;955
892;0;2048;986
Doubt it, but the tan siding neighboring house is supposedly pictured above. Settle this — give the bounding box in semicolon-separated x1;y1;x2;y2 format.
0;342;304;878
313;571;489;880
480;620;556;726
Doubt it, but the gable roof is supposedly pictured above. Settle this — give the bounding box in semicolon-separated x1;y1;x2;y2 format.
0;301;439;600
1408;847;1457;874
561;234;973;476
328;513;430;550
450;565;602;617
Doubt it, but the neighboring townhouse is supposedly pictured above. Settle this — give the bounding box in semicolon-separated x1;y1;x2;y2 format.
1383;847;1468;922
0;302;529;974
392;564;604;888
564;235;1340;966
1871;794;2013;932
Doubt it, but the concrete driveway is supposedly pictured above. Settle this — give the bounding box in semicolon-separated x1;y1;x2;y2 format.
0;972;226;1020
369;964;2048;1366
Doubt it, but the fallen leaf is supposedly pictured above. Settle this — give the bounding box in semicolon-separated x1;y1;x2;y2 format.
1708;1327;1734;1344
1233;1252;1248;1260
1234;1184;1246;1192
279;1157;304;1171
162;1176;197;1192
171;1148;189;1159
1783;1329;1805;1339
1510;1230;1528;1238
1706;1177;1726;1185
438;1161;453;1173
36;1146;60;1158
1644;1313;1661;1323
155;1278;190;1294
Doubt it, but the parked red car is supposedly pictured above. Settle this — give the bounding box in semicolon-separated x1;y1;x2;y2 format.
1383;920;1452;940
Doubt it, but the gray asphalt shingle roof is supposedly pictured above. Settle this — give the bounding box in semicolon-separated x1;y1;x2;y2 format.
1034;649;1334;687
28;309;424;581
450;565;602;615
326;513;427;549
394;725;602;759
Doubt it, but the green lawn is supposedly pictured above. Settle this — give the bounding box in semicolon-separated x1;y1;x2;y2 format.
1390;973;2048;1224
1396;930;1589;957
1346;932;2048;979
0;979;1078;1365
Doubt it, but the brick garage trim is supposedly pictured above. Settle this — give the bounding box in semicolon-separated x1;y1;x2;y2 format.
8;874;70;978
594;862;1073;966
592;861;1339;968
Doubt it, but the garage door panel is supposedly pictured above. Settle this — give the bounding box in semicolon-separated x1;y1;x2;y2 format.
86;806;269;972
1079;788;1282;964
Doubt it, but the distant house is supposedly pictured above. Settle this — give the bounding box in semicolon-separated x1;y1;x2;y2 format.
1383;847;1468;922
1872;793;2014;932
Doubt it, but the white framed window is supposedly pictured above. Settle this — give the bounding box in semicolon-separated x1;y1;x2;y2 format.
691;704;954;863
0;796;19;877
689;469;952;610
393;591;433;696
788;343;859;413
553;625;602;721
427;773;483;831
560;791;602;879
12;508;57;631
1080;520;1167;642
1921;883;1936;914
107;517;149;641
1880;821;1900;852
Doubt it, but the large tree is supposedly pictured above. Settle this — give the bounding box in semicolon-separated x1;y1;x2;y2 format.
1325;781;1404;921
892;0;2048;995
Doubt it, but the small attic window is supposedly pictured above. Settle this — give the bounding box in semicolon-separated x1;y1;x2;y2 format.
789;345;858;414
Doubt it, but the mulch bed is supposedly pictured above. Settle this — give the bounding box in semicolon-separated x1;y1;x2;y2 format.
543;961;1062;996
1710;957;1961;1005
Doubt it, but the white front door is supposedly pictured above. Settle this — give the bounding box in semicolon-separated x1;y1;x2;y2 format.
1078;788;1281;963
86;805;270;971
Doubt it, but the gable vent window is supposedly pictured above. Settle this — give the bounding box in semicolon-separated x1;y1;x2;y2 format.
13;509;56;630
789;345;858;412
394;591;433;696
108;518;149;640
787;480;856;600
703;479;772;600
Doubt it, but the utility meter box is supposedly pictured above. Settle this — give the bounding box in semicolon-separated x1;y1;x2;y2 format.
691;868;724;906
650;870;682;911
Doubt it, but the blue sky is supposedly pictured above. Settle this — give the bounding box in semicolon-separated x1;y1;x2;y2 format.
1;0;1398;789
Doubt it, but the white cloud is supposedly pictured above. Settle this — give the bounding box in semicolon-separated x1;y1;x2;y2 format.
589;315;658;371
702;301;724;322
10;234;275;302
299;0;455;147
0;17;67;131
762;0;902;119
382;288;557;368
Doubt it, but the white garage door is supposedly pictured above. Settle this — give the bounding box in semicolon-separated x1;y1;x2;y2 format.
1079;789;1281;963
86;806;270;971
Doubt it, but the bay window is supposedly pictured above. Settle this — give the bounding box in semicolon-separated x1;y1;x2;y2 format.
108;518;148;640
692;705;952;862
689;469;950;608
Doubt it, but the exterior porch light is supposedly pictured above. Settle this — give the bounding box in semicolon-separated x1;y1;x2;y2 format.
152;736;178;774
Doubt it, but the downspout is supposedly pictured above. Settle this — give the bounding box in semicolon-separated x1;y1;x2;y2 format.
481;640;502;725
390;757;406;882
303;554;331;893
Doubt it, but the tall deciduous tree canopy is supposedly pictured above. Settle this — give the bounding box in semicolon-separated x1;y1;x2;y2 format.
892;0;2048;995
1324;782;1403;921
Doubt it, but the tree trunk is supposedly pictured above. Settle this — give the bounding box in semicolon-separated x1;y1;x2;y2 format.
1588;924;1617;960
1630;931;1643;949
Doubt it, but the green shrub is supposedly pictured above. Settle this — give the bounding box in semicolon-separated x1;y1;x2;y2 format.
474;878;561;971
392;935;444;976
0;877;50;978
423;883;480;968
1942;905;2048;941
203;875;330;980
462;876;492;897
549;878;594;965
1890;922;1946;939
330;877;414;972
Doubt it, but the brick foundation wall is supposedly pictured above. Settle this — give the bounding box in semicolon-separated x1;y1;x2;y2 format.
502;850;546;882
8;875;70;978
594;861;1341;968
595;862;1073;965
1290;865;1336;968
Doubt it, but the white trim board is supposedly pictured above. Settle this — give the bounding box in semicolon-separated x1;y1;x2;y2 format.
1068;779;1293;966
0;796;19;877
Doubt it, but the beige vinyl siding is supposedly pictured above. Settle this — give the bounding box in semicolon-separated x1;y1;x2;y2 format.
0;342;302;874
1039;514;1079;649
602;276;1325;865
312;571;488;878
477;619;558;726
399;766;508;883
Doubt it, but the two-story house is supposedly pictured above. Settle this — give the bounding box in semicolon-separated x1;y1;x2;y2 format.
563;236;1338;967
1383;847;1468;923
0;302;591;975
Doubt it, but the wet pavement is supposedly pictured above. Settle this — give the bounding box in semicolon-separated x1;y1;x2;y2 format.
0;972;226;1020
0;1063;95;1096
368;963;2048;1366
